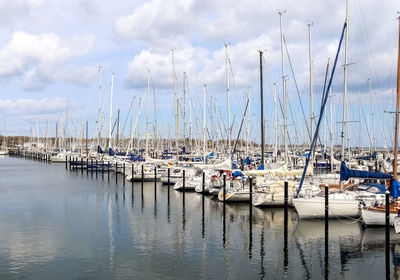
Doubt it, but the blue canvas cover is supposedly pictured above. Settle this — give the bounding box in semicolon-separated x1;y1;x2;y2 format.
391;179;400;198
356;151;377;160
340;161;391;181
97;145;104;154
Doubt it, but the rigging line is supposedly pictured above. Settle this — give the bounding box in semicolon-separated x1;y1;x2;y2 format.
276;88;294;153
296;21;347;197
283;35;311;142
228;57;244;115
359;93;373;148
262;56;294;151
355;0;382;90
121;97;135;136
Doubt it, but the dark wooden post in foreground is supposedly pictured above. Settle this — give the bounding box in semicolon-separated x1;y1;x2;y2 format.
182;170;186;193
325;183;329;279
385;189;390;279
223;174;226;204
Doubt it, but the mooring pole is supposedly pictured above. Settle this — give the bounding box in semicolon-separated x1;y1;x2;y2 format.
284;180;288;270
202;171;205;194
249;176;253;208
385;189;390;279
154;166;157;199
115;162;118;184
141;164;144;191
167;167;170;195
223;174;226;204
131;164;134;187
325;183;329;279
123;162;126;186
101;160;104;179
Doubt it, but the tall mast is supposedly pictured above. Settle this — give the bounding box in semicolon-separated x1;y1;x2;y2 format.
308;23;313;142
394;17;400;179
203;84;207;163
368;78;376;152
171;49;178;151
183;72;187;145
279;11;288;164
342;0;349;162
259;50;264;166
328;59;334;173
225;44;231;160
308;23;314;161
109;72;114;149
95;66;102;150
145;69;150;158
273;83;278;160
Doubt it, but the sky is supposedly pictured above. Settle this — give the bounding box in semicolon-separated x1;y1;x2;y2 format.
0;0;399;149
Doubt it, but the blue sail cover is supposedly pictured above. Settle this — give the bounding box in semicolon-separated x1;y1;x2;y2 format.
97;145;104;154
244;157;252;165
257;164;264;170
109;148;115;156
391;179;400;198
340;161;391;181
356;151;377;160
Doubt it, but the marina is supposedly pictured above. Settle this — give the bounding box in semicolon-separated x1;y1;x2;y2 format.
0;0;399;279
0;152;397;279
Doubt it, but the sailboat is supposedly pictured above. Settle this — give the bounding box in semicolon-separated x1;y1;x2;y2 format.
361;17;400;227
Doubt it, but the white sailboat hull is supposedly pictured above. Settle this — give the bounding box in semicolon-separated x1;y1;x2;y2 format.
293;196;360;219
361;208;397;226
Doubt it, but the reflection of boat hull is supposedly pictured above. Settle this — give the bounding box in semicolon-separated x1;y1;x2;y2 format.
361;227;400;250
160;176;180;184
293;196;360;219
295;220;362;240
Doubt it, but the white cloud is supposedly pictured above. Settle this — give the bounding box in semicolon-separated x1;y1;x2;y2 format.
0;32;96;90
0;98;68;115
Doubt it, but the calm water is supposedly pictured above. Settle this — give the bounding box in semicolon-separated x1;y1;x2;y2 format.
0;156;397;279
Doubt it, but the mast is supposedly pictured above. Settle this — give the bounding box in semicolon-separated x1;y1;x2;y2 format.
328;59;334;173
368;78;376;152
145;69;150;158
109;72;114;149
225;44;231;160
279;11;288;164
273;83;278;160
394;17;400;179
259;50;264;166
308;23;314;146
308;23;315;166
342;0;350;162
183;72;187;146
203;84;207;163
171;49;178;151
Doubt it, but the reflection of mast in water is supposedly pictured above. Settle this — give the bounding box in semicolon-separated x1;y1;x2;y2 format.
260;227;265;279
201;194;205;238
108;196;115;270
248;207;252;259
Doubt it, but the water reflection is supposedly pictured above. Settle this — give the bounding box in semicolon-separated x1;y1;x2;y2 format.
2;156;400;279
